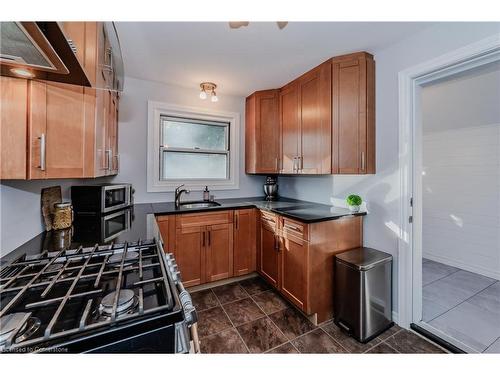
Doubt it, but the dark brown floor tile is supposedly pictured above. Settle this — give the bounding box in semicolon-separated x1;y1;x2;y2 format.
321;322;380;353
200;328;248;353
385;330;445;353
239;277;271;295
366;342;399;354
266;342;299;354
197;306;232;338
268;307;315;340
377;324;403;341
212;283;249;304
293;329;347;353
191;289;219;311
237;317;287;353
223;297;265;326
252;290;288;314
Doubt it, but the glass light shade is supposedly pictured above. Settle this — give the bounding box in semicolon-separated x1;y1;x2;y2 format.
199;90;207;99
211;92;218;102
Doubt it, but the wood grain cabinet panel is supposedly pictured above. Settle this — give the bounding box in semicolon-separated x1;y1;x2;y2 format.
245;89;280;174
206;223;233;282
297;61;332;174
280;234;308;311
175;225;206;287
1;76;28;179
279;82;300;173
332;52;375;174
259;220;280;288
233;209;257;276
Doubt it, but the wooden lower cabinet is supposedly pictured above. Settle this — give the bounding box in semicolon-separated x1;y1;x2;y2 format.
233;209;257;276
175;226;206;287
259;222;280;288
206;223;233;282
280;234;308;311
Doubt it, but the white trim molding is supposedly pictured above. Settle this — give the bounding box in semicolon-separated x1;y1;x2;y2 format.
147;101;241;192
398;33;500;329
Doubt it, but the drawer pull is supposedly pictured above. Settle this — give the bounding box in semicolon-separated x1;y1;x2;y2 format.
284;224;301;232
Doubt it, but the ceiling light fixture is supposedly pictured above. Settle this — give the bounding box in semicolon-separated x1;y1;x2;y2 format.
10;68;35;78
199;82;217;102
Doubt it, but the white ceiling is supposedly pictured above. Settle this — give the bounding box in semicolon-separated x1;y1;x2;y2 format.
116;22;435;97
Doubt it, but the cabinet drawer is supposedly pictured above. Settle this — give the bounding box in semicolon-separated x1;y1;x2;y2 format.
176;210;232;228
260;210;278;230
282;218;308;240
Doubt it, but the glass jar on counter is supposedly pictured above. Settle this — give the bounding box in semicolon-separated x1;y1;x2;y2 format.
52;202;74;230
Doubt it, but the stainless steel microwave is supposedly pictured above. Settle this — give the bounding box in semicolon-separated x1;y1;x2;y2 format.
71;184;133;214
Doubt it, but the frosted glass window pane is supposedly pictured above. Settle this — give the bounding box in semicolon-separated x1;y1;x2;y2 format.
162;152;227;179
161;119;227;150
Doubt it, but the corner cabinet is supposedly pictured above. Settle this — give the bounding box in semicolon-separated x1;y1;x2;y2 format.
245;89;280;174
332;52;375;174
245;51;375;176
0;22;121;180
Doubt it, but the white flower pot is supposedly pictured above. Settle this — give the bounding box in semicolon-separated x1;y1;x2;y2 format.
349;205;360;213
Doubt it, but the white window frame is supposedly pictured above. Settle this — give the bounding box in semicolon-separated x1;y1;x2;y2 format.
147;101;240;192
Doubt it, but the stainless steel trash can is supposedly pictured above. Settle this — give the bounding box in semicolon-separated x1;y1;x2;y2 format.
334;247;393;343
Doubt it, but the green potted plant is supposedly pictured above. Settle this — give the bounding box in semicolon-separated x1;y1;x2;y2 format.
346;194;362;213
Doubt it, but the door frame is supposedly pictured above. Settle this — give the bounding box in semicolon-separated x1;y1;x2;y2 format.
397;33;500;329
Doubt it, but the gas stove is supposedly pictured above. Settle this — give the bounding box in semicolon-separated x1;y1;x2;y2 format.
0;240;197;353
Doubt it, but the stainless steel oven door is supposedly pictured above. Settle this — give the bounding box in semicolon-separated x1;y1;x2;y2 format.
102;209;131;242
102;184;131;213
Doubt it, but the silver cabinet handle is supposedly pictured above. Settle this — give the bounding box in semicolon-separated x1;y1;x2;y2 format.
284;224;301;231
38;133;46;171
105;149;112;170
361;151;365;171
292;156;297;173
114;154;119;171
299;156;303;172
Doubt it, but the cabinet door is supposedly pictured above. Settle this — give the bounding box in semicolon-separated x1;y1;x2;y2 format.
175;226;206;287
332;54;375;174
279;83;300;173
280;234;308;311
233;209;257;276
259;222;280;287
245;90;280;173
206;223;233;282
1;76;28;179
297;61;332;174
45;82;86;178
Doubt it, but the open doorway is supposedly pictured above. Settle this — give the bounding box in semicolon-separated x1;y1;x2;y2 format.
398;35;500;353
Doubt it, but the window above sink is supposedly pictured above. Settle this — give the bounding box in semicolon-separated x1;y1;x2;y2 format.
147;101;240;192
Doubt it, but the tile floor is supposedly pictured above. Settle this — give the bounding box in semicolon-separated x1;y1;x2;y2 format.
190;276;445;354
422;259;500;353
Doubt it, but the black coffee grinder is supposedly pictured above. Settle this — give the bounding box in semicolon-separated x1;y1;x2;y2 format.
263;176;278;200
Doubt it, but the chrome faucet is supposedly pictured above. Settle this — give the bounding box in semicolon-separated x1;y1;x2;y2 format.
174;184;190;209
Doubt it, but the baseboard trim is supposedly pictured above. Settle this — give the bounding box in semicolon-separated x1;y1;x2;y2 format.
423;253;500;281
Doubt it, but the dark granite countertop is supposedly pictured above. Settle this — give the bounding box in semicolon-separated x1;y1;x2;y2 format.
151;196;366;224
1;197;365;265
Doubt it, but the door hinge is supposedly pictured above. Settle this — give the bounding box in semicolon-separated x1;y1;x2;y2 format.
410;197;413;207
409;216;413;223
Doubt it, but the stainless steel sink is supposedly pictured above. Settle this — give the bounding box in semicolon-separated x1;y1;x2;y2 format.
178;201;221;209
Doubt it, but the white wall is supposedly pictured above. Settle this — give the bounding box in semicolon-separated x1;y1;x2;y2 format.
421;63;500;280
115;77;264;203
279;22;500;312
0;178;112;257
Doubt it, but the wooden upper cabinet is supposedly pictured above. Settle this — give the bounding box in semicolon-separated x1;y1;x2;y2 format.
1;77;28;179
297;61;332;174
245;89;280;174
28;81;87;179
279;82;300;174
233;209;257;276
332;52;375;174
